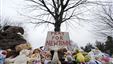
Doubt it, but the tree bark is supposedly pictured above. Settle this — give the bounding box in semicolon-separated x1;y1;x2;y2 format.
54;22;61;32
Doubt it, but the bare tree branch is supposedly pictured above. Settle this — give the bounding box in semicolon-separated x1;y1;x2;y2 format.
41;0;55;18
30;20;54;25
52;0;56;8
92;3;113;37
24;0;107;32
64;0;87;12
26;0;44;6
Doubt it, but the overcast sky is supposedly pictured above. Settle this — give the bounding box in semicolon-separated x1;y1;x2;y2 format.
1;0;109;49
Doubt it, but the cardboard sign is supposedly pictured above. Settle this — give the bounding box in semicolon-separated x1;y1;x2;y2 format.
45;31;71;49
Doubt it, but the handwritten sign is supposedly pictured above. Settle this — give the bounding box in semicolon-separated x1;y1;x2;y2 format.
45;31;71;49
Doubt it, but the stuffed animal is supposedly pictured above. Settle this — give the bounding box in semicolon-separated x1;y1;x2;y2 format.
28;48;42;64
15;43;32;52
0;50;7;64
13;49;31;64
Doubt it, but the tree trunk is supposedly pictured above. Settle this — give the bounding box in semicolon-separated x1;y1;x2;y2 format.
54;22;61;32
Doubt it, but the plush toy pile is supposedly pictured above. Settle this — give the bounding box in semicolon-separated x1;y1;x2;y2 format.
0;44;113;64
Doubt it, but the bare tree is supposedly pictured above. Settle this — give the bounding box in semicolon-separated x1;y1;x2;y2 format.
93;3;113;37
24;0;96;32
0;18;11;31
0;17;24;30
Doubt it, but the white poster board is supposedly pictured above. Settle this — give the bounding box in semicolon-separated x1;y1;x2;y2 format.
45;31;71;50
